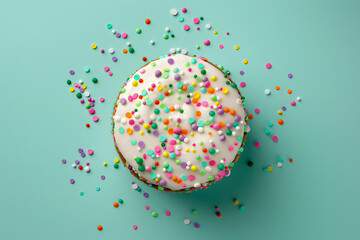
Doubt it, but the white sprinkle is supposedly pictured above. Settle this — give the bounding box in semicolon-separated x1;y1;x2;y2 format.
205;24;212;29
127;42;131;46
132;184;138;189
181;49;188;55
114;116;121;122
150;40;155;45
277;162;283;167
176;48;181;53
205;166;212;172
84;91;90;97
112;29;116;34
170;8;178;16
79;80;83;84
184;219;191;225
170;48;176;53
194;183;201;188
72;164;76;168
84;166;90;172
165;27;170;32
265;89;271;95
297;97;301;101
108;48;114;54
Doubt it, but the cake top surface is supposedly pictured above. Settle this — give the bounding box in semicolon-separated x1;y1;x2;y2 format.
112;54;249;191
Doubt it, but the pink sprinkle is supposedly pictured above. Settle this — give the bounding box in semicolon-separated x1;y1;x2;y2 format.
100;49;104;53
203;39;210;46
254;141;260;148
108;71;113;76
131;181;135;184
228;145;234;151
87;149;93;155
165;172;172;179
132;225;137;230
226;32;229;35
92;115;99;122
80;99;84;103
164;210;170;216
103;66;109;72
88;108;95;114
265;62;272;69
145;165;151;171
254;108;260;114
290;100;296;106
86;162;89;165
181;7;187;13
144;205;149;210
99;97;105;102
183;24;190;31
187;67;192;72
196;27;200;30
187;174;195;180
121;32;127;38
193;17;199;24
219;44;224;49
239;81;246;87
272;135;278;142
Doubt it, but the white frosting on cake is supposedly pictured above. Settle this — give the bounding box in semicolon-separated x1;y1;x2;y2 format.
112;54;249;191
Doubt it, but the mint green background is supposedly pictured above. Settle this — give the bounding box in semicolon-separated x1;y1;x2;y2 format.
1;0;359;239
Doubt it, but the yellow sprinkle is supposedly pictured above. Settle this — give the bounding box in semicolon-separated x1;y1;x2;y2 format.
268;166;273;172
191;82;196;86
81;84;87;89
143;123;150;129
114;158;119;163
277;110;282;115
234;45;239;50
91;43;97;49
191;149;196;153
140;131;144;135
69;87;75;92
213;30;218;34
163;152;169;157
185;148;189;152
215;101;219;106
210;75;217;81
132;80;138;87
163;84;167;88
157;85;163;91
242;59;248;64
193;92;200;98
155;178;159;182
222;88;229;94
233;199;239;204
103;162;107;166
190;165;197;171
190;132;194;136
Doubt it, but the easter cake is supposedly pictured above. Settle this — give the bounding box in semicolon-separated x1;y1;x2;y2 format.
112;53;249;192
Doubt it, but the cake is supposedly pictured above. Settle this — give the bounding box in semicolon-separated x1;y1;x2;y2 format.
112;54;250;192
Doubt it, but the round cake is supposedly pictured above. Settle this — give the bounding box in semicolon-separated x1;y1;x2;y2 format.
112;54;250;192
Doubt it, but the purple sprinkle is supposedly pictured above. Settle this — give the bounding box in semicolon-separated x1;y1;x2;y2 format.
240;70;244;75
217;109;224;115
194;223;200;228
178;134;185;141
234;115;241;121
138;141;145;148
143;192;149;198
70;178;75;184
288;73;293;78
75;160;80;164
61;159;66;164
78;148;83;153
174;74;181;81
79;88;84;93
219;135;226;141
180;162;187;168
120;98;126;105
116;33;121;38
101;175;105;180
185;98;191;104
69;70;75;75
226;122;233;129
282;106;287;111
128;165;133;170
133;124;140;131
89;102;94;107
202;76;208;82
81;152;86;158
167;58;174;65
159;179;167;186
191;123;198;130
112;56;117;62
152;130;159;136
155;70;161;77
225;169;231;176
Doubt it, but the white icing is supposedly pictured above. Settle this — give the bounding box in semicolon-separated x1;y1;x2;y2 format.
113;54;249;191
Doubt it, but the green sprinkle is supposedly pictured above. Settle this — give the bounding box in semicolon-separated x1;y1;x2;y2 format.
192;210;198;215
163;34;169;39
66;80;71;85
152;211;158;217
136;28;142;34
114;163;119;168
76;93;82;99
118;199;123;203
129;47;134;53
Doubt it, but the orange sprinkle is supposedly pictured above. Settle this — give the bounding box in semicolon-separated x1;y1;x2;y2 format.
122;48;127;53
192;98;198;104
181;128;188;134
195;111;201;116
229;109;236;115
176;178;182;184
126;128;133;135
218;121;225;128
207;87;215;94
172;176;178;182
169;106;175;111
278;119;284;125
163;119;169;125
248;113;253;119
275;85;280;90
287;89;292;94
223;107;229;113
167;128;174;134
144;18;150;24
182;85;187;91
208;132;212;135
97;225;103;230
113;202;119;207
125;112;132;118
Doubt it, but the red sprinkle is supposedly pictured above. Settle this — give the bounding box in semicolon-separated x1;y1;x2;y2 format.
142;57;147;61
